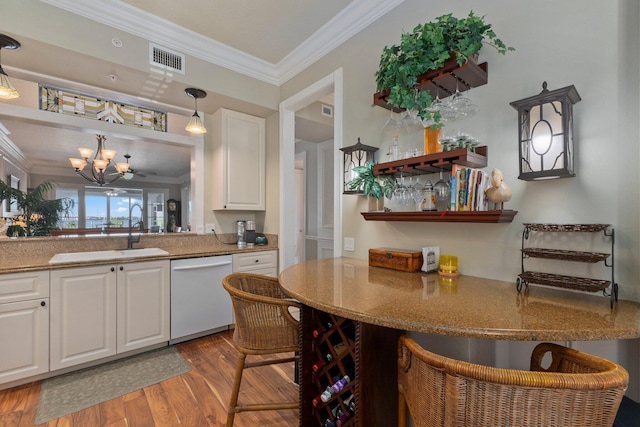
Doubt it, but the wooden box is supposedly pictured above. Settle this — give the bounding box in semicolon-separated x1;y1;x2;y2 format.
368;248;423;272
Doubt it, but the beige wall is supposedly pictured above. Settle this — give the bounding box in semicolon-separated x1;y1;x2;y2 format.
280;0;640;301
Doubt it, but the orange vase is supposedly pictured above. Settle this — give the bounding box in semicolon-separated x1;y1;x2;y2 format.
424;127;442;155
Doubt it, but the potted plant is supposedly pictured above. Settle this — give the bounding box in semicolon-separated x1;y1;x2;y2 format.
0;179;74;236
375;11;514;128
347;161;396;211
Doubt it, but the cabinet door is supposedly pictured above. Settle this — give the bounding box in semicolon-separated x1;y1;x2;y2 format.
117;260;170;353
0;298;49;384
212;108;266;210
50;265;117;370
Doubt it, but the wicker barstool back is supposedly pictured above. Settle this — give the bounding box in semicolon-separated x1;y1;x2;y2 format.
222;273;301;427
398;336;628;427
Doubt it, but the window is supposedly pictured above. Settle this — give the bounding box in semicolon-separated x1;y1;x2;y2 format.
55;188;79;228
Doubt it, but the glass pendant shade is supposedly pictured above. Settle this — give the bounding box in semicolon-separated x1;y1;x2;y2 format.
0;34;21;100
69;158;86;171
78;147;94;159
185;112;207;134
184;88;208;134
0;68;19;99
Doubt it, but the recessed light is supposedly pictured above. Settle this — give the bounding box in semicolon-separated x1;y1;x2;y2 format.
112;38;123;48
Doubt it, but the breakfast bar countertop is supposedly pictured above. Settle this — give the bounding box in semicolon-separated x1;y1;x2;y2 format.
278;257;640;341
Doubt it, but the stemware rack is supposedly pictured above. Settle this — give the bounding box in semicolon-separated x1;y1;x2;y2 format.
373;55;488;112
517;223;618;307
364;146;518;223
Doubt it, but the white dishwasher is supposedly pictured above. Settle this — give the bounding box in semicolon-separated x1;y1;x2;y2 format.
170;255;232;343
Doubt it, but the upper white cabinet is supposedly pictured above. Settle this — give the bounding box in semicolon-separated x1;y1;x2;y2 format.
212;108;266;210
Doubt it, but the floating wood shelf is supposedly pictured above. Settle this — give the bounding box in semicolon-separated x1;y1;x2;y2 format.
373;146;487;177
373;57;488;112
361;210;518;223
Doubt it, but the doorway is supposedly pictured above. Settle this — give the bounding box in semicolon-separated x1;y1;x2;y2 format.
279;69;343;271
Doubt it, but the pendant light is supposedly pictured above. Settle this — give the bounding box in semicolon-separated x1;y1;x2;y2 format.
0;34;21;100
185;88;207;134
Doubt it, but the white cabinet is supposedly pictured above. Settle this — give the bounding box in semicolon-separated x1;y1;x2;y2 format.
232;250;278;277
212;108;266;210
117;260;170;353
0;271;49;384
50;260;170;370
50;265;117;370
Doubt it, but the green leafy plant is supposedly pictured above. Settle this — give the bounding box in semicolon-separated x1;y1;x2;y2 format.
347;161;396;199
375;11;514;128
0;179;74;236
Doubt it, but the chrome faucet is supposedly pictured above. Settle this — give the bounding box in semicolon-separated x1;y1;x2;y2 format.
127;202;144;249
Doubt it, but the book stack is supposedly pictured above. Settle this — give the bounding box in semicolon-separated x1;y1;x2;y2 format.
450;165;490;211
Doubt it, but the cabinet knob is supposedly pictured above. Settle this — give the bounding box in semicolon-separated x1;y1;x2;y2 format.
255;259;259;263
111;267;115;272
40;300;46;307
120;266;124;271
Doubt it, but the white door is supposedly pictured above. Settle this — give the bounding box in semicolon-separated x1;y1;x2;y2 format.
50;266;117;370
294;153;306;264
117;260;170;353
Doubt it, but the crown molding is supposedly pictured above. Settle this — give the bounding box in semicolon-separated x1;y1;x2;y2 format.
40;0;404;86
276;0;405;84
0;122;33;171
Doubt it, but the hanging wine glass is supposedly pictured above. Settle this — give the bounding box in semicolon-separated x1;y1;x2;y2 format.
434;169;451;212
429;85;455;122
448;79;478;118
382;111;404;137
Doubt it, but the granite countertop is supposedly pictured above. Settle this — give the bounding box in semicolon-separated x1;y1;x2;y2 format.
0;233;278;274
278;257;640;341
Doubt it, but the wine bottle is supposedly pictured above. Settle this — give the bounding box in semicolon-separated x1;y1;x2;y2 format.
331;375;350;393
312;351;334;372
323;419;336;427
312;325;325;338
317;312;334;330
336;412;351;427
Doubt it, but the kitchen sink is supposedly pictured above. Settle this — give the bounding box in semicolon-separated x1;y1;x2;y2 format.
49;248;169;264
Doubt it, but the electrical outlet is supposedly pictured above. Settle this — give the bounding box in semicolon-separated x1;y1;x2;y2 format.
205;223;216;233
344;237;355;252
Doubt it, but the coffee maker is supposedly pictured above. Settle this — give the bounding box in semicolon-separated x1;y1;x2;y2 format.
236;221;246;248
245;221;256;247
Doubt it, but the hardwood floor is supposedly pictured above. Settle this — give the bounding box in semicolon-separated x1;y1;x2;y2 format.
0;330;299;426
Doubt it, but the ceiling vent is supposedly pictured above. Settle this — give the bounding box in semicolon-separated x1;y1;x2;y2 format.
149;43;185;74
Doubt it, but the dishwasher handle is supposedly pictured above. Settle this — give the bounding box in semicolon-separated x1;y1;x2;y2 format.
172;260;232;271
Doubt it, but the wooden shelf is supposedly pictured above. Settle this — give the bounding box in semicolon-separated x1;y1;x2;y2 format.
373;57;488;112
361;210;517;223
373;146;487;177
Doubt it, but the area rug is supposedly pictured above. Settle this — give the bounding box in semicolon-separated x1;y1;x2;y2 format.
35;346;191;424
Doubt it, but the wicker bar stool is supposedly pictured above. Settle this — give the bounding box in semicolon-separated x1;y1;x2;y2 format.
398;335;628;427
222;273;300;427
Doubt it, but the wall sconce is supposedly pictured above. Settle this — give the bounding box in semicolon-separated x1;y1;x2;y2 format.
0;34;21;100
510;82;581;180
339;137;378;194
184;88;207;134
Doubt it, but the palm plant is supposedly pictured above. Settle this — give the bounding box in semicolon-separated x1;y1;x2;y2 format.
0;179;74;236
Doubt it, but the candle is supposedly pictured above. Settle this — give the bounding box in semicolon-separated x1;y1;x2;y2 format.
439;255;458;272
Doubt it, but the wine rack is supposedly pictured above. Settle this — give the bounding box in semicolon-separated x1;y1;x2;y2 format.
299;306;402;427
309;310;358;426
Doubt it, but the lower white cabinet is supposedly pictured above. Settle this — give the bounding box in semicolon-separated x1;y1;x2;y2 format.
50;260;170;371
0;271;50;384
232;250;278;276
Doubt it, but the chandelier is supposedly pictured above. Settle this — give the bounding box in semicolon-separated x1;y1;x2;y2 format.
68;135;133;186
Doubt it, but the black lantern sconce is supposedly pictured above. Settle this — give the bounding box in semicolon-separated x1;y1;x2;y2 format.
340;137;378;194
510;82;581;180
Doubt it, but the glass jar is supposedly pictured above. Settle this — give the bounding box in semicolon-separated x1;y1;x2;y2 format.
434;171;451;212
420;180;435;211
